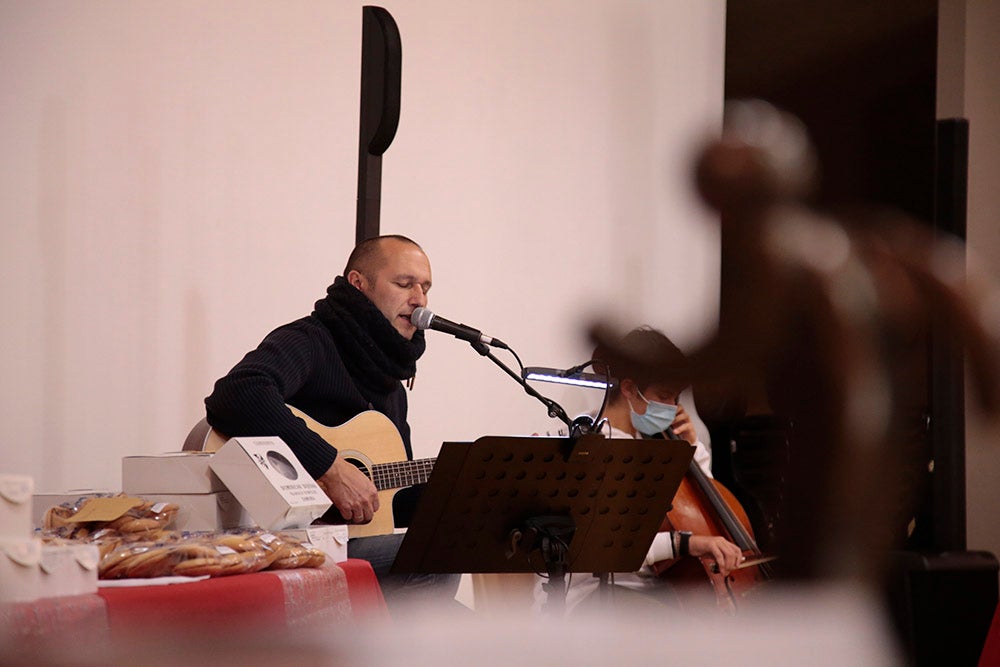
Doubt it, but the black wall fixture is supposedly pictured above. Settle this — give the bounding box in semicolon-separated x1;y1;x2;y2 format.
356;5;402;244
928;117;969;552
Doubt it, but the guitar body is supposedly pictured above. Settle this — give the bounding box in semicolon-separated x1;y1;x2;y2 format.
293;409;408;539
183;406;425;539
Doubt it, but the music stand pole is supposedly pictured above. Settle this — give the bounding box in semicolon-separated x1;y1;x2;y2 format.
518;515;575;616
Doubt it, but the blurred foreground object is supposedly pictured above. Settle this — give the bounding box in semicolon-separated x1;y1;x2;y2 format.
593;100;1000;586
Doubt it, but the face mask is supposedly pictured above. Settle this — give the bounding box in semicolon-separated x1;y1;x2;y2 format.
628;388;678;435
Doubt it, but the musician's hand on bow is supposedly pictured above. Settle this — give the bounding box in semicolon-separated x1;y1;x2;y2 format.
690;535;745;576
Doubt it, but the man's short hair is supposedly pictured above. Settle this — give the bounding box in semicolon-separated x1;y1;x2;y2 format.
343;234;422;278
593;326;691;398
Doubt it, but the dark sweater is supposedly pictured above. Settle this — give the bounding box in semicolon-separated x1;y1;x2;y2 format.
206;277;424;479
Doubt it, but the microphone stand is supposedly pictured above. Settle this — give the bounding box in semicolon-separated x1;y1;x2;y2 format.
469;340;586;614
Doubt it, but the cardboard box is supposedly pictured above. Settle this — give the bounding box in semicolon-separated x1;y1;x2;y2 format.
38;542;99;598
0;540;99;602
122;452;227;495
142;491;253;532
280;524;349;563
31;490;118;529
209;436;331;530
0;474;33;539
0;538;42;603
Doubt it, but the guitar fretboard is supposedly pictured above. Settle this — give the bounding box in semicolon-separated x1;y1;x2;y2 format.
370;457;436;491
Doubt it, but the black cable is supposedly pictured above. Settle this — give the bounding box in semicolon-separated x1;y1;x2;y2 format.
505;345;525;374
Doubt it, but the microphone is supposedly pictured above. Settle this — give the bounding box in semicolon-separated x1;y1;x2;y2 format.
411;307;508;349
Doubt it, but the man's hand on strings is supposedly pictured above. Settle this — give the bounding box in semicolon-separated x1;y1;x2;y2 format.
316;456;379;524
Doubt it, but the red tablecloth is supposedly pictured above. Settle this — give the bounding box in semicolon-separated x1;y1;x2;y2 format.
1;559;387;646
980;603;1000;666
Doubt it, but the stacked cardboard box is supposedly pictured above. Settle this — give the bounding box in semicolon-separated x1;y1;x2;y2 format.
121;452;252;531
2;474;99;602
208;436;331;530
209;437;346;561
121;438;344;562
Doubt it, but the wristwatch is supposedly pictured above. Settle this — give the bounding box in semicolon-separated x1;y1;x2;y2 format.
676;530;693;558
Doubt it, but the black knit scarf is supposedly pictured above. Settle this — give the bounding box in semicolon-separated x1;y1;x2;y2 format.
313;276;425;396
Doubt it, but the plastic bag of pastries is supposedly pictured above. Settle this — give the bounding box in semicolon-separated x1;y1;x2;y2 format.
105;499;179;535
42;494;179;539
210;530;279;570
210;529;325;570
162;531;269;578
97;535;251;579
94;528;325;580
99;540;191;579
267;532;326;570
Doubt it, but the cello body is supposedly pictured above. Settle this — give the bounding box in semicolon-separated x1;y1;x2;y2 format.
653;465;773;613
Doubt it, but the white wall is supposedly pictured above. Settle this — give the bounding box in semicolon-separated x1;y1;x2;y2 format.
0;1;725;491
958;0;1000;561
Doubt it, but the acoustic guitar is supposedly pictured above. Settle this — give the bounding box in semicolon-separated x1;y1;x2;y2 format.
183;406;435;538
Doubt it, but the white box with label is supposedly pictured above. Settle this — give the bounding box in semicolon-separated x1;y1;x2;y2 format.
209;436;331;530
122;452;227;495
280;524;349;563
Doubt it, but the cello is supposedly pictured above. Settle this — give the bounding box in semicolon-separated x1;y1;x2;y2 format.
650;429;775;613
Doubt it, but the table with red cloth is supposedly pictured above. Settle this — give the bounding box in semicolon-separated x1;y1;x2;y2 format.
1;559;387;645
980;602;1000;666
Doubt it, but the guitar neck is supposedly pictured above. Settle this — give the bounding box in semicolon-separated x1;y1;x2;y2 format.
370;457;436;491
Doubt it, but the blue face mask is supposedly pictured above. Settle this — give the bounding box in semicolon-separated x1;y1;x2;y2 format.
628;389;678;435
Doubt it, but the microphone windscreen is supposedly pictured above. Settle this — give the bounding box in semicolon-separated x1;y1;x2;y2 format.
411;307;434;331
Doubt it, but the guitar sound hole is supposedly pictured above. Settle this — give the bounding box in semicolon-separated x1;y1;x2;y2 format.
348;459;371;478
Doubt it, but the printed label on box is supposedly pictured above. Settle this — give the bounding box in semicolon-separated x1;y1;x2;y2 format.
209;436;331;530
67;496;145;523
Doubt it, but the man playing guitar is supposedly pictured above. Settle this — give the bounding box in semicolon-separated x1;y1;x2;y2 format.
203;234;459;610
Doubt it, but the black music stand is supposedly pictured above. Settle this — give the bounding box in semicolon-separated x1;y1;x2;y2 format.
391;432;693;615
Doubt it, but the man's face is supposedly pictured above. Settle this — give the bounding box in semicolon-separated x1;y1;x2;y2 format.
349;239;432;339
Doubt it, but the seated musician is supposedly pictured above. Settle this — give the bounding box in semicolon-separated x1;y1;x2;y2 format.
533;326;743;612
203;234;460;610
